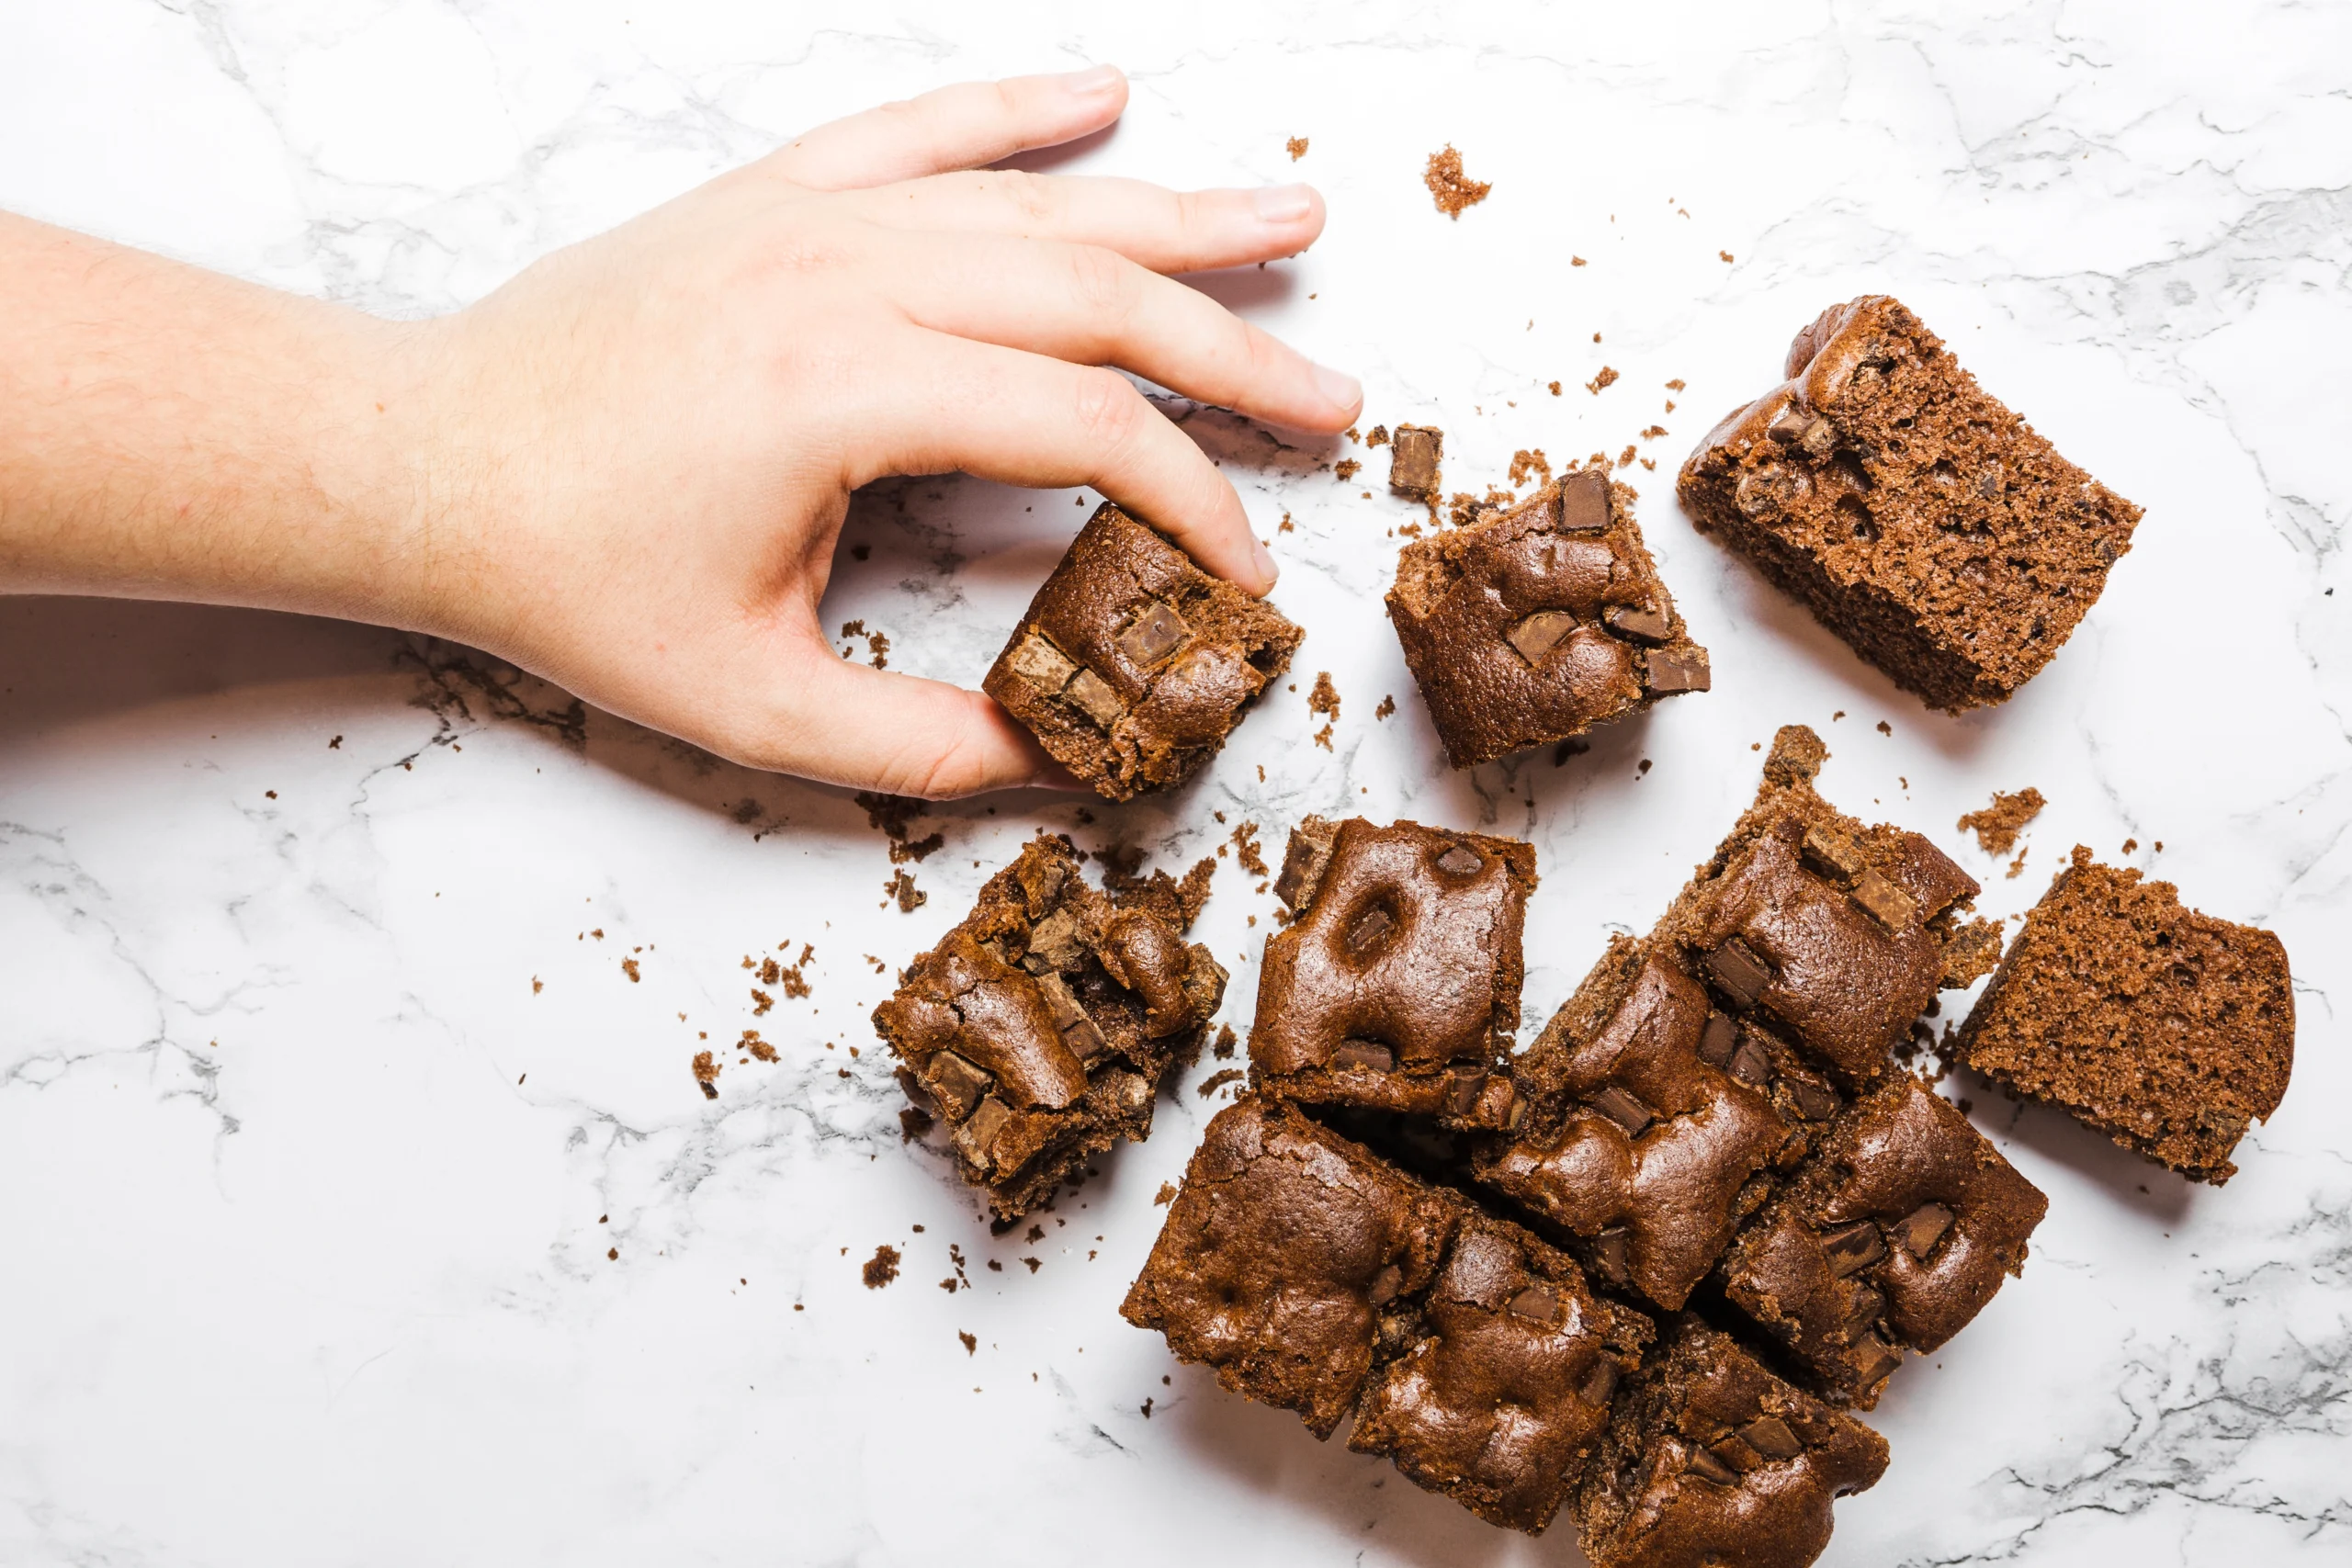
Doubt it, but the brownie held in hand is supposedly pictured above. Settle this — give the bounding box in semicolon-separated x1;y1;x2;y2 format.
1387;470;1710;769
983;502;1303;801
1715;1077;2047;1409
1956;847;2293;1184
1572;1314;1888;1568
872;834;1224;1218
1679;296;2141;712
1250;817;1534;1129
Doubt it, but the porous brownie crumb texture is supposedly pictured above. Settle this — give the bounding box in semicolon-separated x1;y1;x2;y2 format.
984;502;1303;801
1957;786;2045;857
1678;296;2141;711
1955;846;2293;1184
872;833;1225;1218
1387;471;1712;769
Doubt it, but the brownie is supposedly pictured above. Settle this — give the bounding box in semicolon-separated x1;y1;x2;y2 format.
1715;1077;2047;1409
1678;296;2142;712
1388;423;1443;500
1573;1314;1888;1568
1250;817;1534;1129
1955;847;2294;1184
1473;937;1831;1312
1387;471;1711;769
873;834;1225;1217
1120;1093;1458;1437
983;502;1303;801
1350;1210;1653;1534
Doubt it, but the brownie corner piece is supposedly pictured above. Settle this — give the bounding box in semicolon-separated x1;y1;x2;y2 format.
1348;1208;1653;1535
1716;1076;2047;1408
983;502;1302;800
1250;817;1535;1128
1119;1093;1458;1438
1386;470;1710;769
871;832;1226;1218
1573;1314;1888;1568
1677;294;2142;712
1955;846;2294;1184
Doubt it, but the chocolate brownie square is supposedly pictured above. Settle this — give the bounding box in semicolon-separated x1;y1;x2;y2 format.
1387;471;1711;769
873;834;1225;1218
1473;937;1825;1312
1715;1076;2047;1409
1956;847;2294;1184
1573;1314;1888;1568
1250;816;1534;1129
1679;296;2142;712
1120;1093;1458;1437
1350;1210;1653;1534
983;502;1303;801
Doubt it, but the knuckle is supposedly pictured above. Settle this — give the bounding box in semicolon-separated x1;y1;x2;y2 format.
1072;368;1144;447
989;168;1058;224
1066;243;1134;318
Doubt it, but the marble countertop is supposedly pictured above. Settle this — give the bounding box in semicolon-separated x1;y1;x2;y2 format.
4;4;2346;1563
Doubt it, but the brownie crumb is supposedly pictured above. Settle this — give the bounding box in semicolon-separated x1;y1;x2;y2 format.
2121;837;2138;855
885;870;926;912
1375;694;1396;721
1585;367;1619;395
890;832;944;866
899;1105;933;1142
1958;787;2046;857
863;1246;901;1289
1548;380;1563;395
692;1050;719;1099
1876;720;1893;736
1022;1258;1043;1274
1154;1181;1178;1206
2007;848;2030;879
744;1030;777;1063
1335;459;1361;481
1366;425;1390;447
1720;249;1735;263
1140;1397;1155;1418
1214;1024;1238;1059
1423;145;1491;218
1233;822;1268;877
621;957;640;983
1509;448;1553;488
1197;1067;1246;1098
1309;672;1340;721
1287;136;1309;160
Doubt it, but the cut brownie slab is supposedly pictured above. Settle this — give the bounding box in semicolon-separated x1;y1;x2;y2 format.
873;834;1224;1218
1250;817;1534;1129
1715;1077;2047;1409
1350;1210;1652;1535
1120;1093;1458;1438
1386;470;1710;769
983;502;1303;801
1573;1314;1888;1568
1956;846;2294;1184
1679;295;2142;712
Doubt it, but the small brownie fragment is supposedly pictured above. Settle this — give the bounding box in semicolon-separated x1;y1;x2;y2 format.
1120;1093;1457;1438
1350;1210;1652;1535
1715;1077;2046;1409
1250;817;1534;1129
1389;423;1444;500
1573;1314;1887;1568
1679;295;2141;712
873;833;1225;1218
1955;846;2293;1184
983;502;1302;801
1387;471;1710;769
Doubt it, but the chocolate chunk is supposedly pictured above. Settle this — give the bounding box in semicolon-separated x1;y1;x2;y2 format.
1848;868;1919;933
1344;903;1398;957
1367;1262;1405;1305
1505;609;1581;665
1435;842;1486;876
1767;407;1813;444
1800;416;1837;458
1331;1039;1396;1072
1035;971;1087;1029
1698;1011;1740;1067
1709;1434;1762;1474
1116;600;1191;667
1705;937;1774;1008
1800;823;1870;885
1578;1358;1621;1406
1740;1416;1804;1461
1726;1036;1772;1089
1818;1220;1887;1278
1007;634;1077;695
1845;1332;1903;1388
1274;817;1340;911
1506;1284;1560;1325
1603;603;1673;645
1589;1227;1632;1287
1389;423;1443;499
959;1095;1012;1167
1064;668;1125;728
1446;1065;1488;1115
1840;1285;1887;1337
1645;646;1712;694
1026;909;1085;971
1789;1077;1841;1122
1061;1015;1108;1061
1557;471;1611;532
1588;1084;1655;1137
1897;1201;1954;1258
929;1050;993;1121
1686;1446;1739;1486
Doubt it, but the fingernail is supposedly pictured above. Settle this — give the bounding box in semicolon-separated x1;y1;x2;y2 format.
1058;64;1124;96
1253;183;1314;224
1311;362;1363;413
1251;538;1280;591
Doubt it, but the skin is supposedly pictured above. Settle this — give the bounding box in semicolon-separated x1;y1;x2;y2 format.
0;66;1360;797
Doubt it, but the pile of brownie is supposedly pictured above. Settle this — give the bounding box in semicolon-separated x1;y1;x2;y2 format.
872;297;2296;1566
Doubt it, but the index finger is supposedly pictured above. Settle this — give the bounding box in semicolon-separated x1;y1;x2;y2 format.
760;68;1128;192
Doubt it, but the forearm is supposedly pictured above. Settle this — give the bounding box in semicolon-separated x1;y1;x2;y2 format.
0;211;450;629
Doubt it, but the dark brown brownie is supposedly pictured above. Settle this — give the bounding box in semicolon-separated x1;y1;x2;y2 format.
873;834;1225;1218
1573;1314;1888;1568
1250;817;1534;1129
1350;1209;1652;1534
1715;1077;2047;1409
1389;423;1443;500
1120;1093;1458;1437
1386;471;1711;769
1956;847;2294;1184
983;502;1303;801
1679;296;2142;712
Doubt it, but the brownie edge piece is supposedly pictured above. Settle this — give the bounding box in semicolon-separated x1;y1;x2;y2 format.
984;502;1302;801
1679;295;2141;712
1388;471;1710;769
1956;846;2294;1184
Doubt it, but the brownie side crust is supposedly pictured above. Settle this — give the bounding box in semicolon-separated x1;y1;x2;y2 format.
1678;296;2142;711
1386;470;1710;770
1955;846;2294;1184
984;502;1302;800
873;833;1224;1217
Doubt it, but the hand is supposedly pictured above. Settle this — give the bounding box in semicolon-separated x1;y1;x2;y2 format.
0;67;1360;798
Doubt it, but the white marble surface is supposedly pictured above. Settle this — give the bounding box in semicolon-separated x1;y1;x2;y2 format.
4;4;2348;1563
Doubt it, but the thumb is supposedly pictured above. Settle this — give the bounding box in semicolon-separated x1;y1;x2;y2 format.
762;651;1082;799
